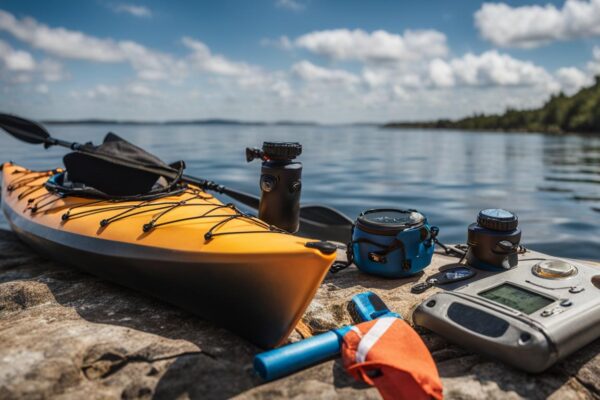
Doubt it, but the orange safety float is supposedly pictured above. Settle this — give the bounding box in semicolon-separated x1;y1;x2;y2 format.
342;317;443;400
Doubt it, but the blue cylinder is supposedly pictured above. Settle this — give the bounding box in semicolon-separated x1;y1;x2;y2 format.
352;209;435;278
254;326;351;381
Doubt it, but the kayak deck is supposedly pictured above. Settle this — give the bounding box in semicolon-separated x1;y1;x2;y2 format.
1;163;336;347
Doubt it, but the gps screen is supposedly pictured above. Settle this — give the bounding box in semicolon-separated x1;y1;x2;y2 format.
479;283;555;314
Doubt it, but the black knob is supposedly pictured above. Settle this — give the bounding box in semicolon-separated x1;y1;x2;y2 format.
246;147;263;162
477;209;518;231
262;142;302;161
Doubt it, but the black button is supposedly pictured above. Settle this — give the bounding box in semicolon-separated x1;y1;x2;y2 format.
592;275;600;289
426;300;436;307
519;332;531;343
260;175;277;192
560;300;572;307
305;241;337;255
290;181;301;193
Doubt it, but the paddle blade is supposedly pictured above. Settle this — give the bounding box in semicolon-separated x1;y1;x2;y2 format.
300;205;353;226
298;205;353;243
0;113;50;144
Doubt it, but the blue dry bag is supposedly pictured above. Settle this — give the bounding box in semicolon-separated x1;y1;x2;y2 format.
350;209;437;278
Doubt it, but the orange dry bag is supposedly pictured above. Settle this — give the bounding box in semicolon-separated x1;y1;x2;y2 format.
341;317;443;400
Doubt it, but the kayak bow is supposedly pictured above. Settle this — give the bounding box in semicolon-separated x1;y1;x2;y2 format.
0;163;337;348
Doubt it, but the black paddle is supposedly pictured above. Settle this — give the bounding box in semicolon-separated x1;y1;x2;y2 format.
0;113;353;243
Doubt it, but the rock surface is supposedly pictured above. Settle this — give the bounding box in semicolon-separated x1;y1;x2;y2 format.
0;228;599;399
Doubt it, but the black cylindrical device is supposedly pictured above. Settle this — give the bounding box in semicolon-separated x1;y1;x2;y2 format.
246;142;303;233
466;209;521;270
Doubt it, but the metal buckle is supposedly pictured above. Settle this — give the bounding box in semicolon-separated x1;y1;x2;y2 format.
368;252;387;263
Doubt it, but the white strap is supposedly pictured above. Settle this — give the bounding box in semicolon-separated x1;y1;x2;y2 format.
350;326;363;338
355;317;396;363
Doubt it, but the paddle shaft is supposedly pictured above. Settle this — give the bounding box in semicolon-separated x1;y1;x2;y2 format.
46;137;81;150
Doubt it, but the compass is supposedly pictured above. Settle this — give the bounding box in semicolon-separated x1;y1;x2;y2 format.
532;259;578;279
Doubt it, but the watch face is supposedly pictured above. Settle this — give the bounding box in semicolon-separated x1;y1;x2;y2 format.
480;209;515;220
428;266;475;285
443;267;473;280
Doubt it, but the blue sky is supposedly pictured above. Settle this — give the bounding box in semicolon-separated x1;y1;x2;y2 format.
1;0;600;122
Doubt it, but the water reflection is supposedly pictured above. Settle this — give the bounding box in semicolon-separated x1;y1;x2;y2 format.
541;135;600;219
0;125;598;260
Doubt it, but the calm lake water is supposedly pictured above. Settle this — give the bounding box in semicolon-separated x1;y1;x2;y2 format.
1;124;598;260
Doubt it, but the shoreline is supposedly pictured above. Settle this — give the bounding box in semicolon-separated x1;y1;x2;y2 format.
38;120;600;136
381;124;600;136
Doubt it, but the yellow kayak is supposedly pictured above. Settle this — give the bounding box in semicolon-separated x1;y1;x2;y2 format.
1;162;336;348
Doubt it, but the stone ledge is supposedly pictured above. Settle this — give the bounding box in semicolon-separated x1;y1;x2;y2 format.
0;229;598;399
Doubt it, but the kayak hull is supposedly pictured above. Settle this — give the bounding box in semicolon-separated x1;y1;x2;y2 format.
1;163;336;348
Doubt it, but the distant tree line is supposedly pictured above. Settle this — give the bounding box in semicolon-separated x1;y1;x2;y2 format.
384;76;600;134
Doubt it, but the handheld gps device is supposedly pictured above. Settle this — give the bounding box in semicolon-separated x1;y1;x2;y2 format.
413;258;600;372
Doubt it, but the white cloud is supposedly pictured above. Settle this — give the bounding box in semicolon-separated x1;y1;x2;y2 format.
113;4;153;18
38;59;67;82
3;48;35;71
35;83;49;94
2;8;598;123
428;59;455;87
126;82;157;97
182;36;258;77
0;10;124;62
0;39;36;75
260;36;293;50
294;29;448;63
588;46;600;74
292;60;360;84
0;9;293;111
333;49;572;121
0;10;265;84
275;0;306;11
361;66;423;90
356;50;556;100
269;78;293;99
0;10;185;82
85;84;119;99
475;0;600;48
427;51;553;88
0;39;67;83
555;67;593;94
118;40;187;82
77;82;158;100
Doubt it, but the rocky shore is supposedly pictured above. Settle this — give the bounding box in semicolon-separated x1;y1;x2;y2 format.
0;228;599;399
